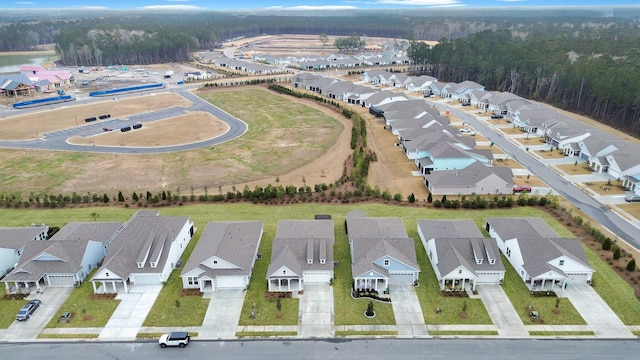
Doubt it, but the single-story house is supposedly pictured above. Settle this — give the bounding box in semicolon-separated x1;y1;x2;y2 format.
3;222;123;293
267;219;334;292
91;210;195;293
0;225;49;281
346;211;419;291
180;221;263;292
417;219;505;291
424;161;514;195
485;217;594;290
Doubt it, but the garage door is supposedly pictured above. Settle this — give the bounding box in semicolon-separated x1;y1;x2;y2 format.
216;276;246;289
304;271;332;283
389;273;414;284
567;273;590;282
477;272;503;284
47;275;76;286
132;274;160;285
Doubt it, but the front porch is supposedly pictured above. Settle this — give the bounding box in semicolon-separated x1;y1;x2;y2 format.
441;278;475;292
91;278;129;293
3;278;46;295
354;277;388;292
526;278;566;292
268;277;302;292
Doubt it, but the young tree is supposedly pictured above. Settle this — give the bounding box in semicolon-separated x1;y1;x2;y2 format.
427;192;433;203
602;238;612;250
117;191;125;202
627;258;636;272
102;193;109;203
132;192;139;202
613;247;621;260
319;33;328;54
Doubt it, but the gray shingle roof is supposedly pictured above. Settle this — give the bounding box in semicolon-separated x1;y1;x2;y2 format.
93;211;191;280
417;219;483;239
486;217;560;239
0;226;48;250
516;237;593;278
181;221;263;278
267;220;334;278
431;237;505;277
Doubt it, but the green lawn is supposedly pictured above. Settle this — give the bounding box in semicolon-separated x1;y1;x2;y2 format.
529;331;594;336
45;270;120;328
0;297;29;328
584;248;640;325
430;330;499;336
501;256;586;325
410;226;492;325
0;203;618;330
333;220;395;325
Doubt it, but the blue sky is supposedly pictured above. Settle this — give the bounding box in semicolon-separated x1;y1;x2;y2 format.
2;0;639;11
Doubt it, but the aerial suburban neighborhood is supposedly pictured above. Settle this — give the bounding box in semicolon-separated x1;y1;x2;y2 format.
1;5;640;359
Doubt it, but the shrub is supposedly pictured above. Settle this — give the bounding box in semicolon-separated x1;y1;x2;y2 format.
433;200;442;208
602;238;612;250
613;247;621;260
627;258;636;272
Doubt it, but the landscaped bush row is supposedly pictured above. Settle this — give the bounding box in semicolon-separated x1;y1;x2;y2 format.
352;289;391;302
529;291;557;297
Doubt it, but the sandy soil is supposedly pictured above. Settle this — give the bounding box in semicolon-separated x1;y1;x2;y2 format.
68;111;229;147
0;92;191;140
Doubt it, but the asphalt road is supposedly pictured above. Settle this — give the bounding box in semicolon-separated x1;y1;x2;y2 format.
440;103;640;251
0;88;247;154
5;339;640;359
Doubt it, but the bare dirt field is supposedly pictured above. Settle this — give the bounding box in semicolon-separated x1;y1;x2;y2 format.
68;111;228;147
0;92;191;140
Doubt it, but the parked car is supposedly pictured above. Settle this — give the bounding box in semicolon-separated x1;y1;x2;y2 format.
513;185;532;193
16;299;42;321
159;331;190;348
459;127;473;134
491;114;504;119
625;194;640;202
102;127;113;132
461;102;471;106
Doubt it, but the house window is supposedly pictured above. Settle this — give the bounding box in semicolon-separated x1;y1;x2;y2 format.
105;272;109;277
187;277;197;286
490;259;496;265
458;269;462;274
320;259;326;264
506;248;511;257
213;260;218;264
429;250;432;259
559;260;565;266
384;259;390;266
282;269;287;275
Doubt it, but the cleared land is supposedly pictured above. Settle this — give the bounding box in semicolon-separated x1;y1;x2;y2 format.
0;92;191;140
68;111;229;147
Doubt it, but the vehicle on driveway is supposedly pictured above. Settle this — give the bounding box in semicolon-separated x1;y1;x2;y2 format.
490;114;504;119
625;194;640;202
16;299;42;321
513;185;532;193
159;331;190;348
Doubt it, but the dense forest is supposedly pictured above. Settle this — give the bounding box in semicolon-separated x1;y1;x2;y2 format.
0;9;638;135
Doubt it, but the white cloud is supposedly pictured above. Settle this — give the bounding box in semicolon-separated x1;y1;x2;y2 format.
139;5;203;10
372;0;461;5
270;5;360;10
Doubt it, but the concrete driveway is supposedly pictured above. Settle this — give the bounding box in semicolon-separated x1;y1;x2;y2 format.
477;284;528;337
98;285;162;340
299;283;333;338
199;289;245;339
388;284;428;337
1;287;72;340
562;284;634;338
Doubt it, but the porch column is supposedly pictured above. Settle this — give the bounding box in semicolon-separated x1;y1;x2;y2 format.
24;281;29;292
461;278;466;290
123;281;129;293
5;282;9;294
92;281;97;293
551;280;555;291
472;279;476;291
111;281;116;292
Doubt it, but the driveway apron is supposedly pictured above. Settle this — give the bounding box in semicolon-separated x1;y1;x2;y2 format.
1;287;72;340
199;289;245;339
477;284;529;337
389;284;429;337
562;284;634;338
98;285;162;340
299;283;333;338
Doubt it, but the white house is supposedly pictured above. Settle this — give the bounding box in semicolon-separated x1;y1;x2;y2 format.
485;217;594;290
267;219;334;292
417;219;505;291
180;221;263;292
91;211;195;293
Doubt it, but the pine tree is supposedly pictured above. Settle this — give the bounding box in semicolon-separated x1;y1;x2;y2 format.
117;191;125;202
132;192;139;202
627;258;636;272
427;193;433;203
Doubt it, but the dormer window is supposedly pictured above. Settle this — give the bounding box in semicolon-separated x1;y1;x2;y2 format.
320;259;326;264
213;260;218;264
384;259;390;266
137;262;143;269
559;260;564;266
476;259;483;265
307;259;313;265
150;262;157;268
490;259;496;265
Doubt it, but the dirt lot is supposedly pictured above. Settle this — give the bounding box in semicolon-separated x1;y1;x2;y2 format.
0;92;191;140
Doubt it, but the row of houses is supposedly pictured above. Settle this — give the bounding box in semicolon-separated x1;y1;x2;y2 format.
429;77;640;196
1;210;593;297
0;65;73;97
293;72;515;195
194;52;286;75
250;50;411;70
